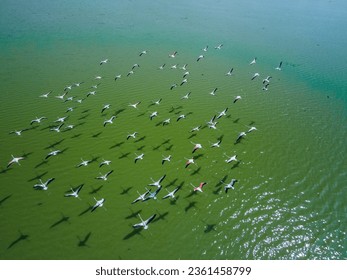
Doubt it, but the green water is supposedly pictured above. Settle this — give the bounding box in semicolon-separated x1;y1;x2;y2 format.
0;0;346;260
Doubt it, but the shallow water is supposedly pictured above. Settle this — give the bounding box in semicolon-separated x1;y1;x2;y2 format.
0;0;346;260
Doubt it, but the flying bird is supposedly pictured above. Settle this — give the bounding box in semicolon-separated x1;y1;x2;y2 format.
33;178;55;191
162;186;180;199
216;108;228;119
99;159;111;167
190;125;201;132
181;92;191;100
247;126;257;133
210;139;222;148
103;116;116;127
275;61;283;70
143;186;162;201
185;158;195;168
132;189;150;204
168;51;178;58
76;158;91;167
162;118;171;126
191;142;202;153
225;154;238;163
95;170;114;181
222;179;238;193
233;96;242;103
64;184;83;198
251;73;260;80
30;116;47;125
249;57;257;65
100;59;109;65
235;132;246;143
133;214;156;230
210;88;218;96
45;150;61;160
197;54;204;62
127;132;138;140
149;111;158;120
226;68;234;76
101;104;111;113
7;155;24;168
129;101;141;109
176;114;186;122
162;155;172;165
192;182;207;192
91;197;105;212
148;174;166;188
39;91;52;98
134;153;144;163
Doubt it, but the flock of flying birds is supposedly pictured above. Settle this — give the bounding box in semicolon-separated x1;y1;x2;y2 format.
5;43;283;232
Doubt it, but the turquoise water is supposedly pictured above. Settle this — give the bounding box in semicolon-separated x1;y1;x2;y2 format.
0;0;346;260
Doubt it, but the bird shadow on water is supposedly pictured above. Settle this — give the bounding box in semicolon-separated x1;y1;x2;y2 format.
190;166;201;176
119;152;130;159
79;205;93;216
120;186;132;195
35;160;48;169
230;160;241;169
0;194;12;207
188;133;197;139
135;136;146;143
7;230;29;249
78;113;90;121
71;133;82;139
213;175;227;195
75;122;86;128
27;171;48;182
45;139;65;150
77;232;92;247
137;145;145;151
184;201;197;212
204;223;217;233
21;151;33;158
90;156;100;164
50;213;70;229
92;131;102;138
0;168;12;175
194;153;204;160
152;144;161;151
165;144;174;151
110;141;124;149
89;185;103;195
166;178;178;188
169;195;180;205
123;228;142;240
125;209;142;220
114;108;125;116
155;211;169;223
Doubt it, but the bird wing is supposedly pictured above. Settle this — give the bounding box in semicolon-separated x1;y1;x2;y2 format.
76;184;84;193
144;214;156;225
46;178;55;186
158;174;166;184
